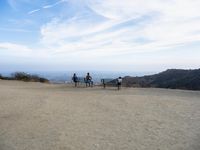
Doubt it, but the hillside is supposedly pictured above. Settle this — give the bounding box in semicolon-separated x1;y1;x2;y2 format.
123;69;200;90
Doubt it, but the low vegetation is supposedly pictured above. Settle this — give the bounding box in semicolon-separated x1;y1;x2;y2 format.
0;72;49;83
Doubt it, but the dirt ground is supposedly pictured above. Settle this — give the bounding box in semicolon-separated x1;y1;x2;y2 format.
0;80;200;150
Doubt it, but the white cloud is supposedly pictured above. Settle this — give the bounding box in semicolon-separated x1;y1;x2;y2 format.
0;42;32;57
87;0;200;20
39;0;200;57
3;0;200;71
86;0;164;20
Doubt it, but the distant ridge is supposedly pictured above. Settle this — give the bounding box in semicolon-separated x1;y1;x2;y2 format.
123;69;200;91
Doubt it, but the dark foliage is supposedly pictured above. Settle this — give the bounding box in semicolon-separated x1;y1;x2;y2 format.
0;72;49;83
123;69;200;90
12;72;49;83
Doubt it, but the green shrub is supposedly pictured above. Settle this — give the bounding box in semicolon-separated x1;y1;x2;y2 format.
11;72;49;83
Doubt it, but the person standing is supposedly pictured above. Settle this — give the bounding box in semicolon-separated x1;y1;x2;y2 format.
72;73;78;87
117;77;122;90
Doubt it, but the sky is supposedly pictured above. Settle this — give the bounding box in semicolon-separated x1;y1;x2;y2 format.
0;0;200;73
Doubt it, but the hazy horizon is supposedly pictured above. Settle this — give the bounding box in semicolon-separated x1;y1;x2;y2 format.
0;0;200;71
1;68;199;83
0;69;156;82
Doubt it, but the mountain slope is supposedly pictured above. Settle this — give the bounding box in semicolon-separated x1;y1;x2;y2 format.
123;69;200;90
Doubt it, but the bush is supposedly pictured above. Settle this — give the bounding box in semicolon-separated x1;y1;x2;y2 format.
12;72;30;81
39;77;49;83
11;72;49;83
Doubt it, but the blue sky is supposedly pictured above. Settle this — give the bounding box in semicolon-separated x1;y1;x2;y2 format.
0;0;200;72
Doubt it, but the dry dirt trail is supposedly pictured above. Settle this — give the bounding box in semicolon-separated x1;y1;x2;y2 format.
0;80;200;150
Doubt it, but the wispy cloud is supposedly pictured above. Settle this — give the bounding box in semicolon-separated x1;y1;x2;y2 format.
7;0;33;9
2;0;200;71
7;0;17;9
28;0;68;15
40;0;200;56
28;9;40;15
43;0;67;9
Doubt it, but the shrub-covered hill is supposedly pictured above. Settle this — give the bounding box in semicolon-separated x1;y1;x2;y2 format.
0;72;49;83
123;69;200;90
